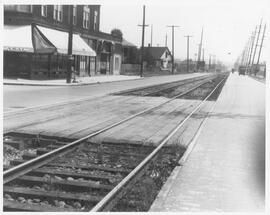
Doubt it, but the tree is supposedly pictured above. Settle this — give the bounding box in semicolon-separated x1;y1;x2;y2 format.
111;28;123;39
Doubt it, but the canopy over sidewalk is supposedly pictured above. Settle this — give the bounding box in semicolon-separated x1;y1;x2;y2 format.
4;24;96;56
36;25;96;56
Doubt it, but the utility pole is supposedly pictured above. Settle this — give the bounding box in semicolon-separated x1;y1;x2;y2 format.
197;27;204;71
194;53;197;62
213;55;216;72
251;19;263;73
255;23;266;75
165;34;168;47
138;5;149;77
167;25;180;74
240;48;245;66
150;24;153;47
202;48;205;61
202;48;205;72
244;37;252;72
198;27;204;62
184;35;193;73
208;54;212;72
247;27;257;74
196;44;200;62
67;5;74;83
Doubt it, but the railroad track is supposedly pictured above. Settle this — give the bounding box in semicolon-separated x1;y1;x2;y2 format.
3;75;212;135
3;74;215;170
3;73;229;212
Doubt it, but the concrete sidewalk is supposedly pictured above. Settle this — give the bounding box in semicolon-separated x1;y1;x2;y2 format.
150;73;265;212
3;75;142;86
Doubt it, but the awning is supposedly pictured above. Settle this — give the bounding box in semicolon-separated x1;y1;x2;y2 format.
4;25;34;52
4;25;56;53
32;26;57;53
36;25;96;57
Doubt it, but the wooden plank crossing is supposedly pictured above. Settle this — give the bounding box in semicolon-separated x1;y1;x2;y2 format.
4;91;215;147
90;99;212;147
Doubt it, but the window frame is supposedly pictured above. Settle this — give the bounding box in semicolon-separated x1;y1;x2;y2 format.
73;5;77;25
53;5;63;22
94;10;98;30
83;6;90;29
41;5;47;17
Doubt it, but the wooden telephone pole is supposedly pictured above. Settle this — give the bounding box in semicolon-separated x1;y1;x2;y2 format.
255;23;266;74
167;25;179;74
67;5;74;83
251;19;263;70
184;35;193;73
138;5;149;77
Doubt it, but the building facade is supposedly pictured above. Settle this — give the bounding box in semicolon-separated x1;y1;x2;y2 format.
4;5;122;79
144;46;172;70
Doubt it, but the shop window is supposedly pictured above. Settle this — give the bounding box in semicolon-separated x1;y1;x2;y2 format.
17;5;32;13
53;5;63;22
41;5;47;17
80;56;86;71
83;6;90;29
5;5;32;13
4;5;17;11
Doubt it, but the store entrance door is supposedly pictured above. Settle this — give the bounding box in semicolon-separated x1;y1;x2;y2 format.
113;54;121;75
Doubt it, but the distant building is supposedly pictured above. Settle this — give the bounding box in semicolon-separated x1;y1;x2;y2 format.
3;5;122;79
122;38;138;64
143;46;172;70
176;59;197;73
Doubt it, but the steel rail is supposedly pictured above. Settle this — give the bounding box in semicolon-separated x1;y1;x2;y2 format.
90;76;227;212
4;76;204;134
4;75;210;116
142;74;214;96
114;74;212;95
3;77;214;184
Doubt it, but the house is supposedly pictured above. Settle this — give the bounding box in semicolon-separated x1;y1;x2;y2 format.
143;46;172;70
3;5;122;80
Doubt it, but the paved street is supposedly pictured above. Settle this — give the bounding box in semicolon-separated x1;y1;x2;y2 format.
3;73;207;112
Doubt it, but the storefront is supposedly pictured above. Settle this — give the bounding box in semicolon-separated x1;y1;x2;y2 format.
4;24;96;80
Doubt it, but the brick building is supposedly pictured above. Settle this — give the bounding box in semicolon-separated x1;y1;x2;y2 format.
3;5;123;79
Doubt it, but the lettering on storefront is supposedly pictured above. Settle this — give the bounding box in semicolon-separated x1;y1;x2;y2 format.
5;47;32;52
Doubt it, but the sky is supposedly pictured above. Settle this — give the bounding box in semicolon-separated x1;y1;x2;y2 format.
99;0;269;65
1;0;269;66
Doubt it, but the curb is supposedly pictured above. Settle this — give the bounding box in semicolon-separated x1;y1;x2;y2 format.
3;77;143;87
